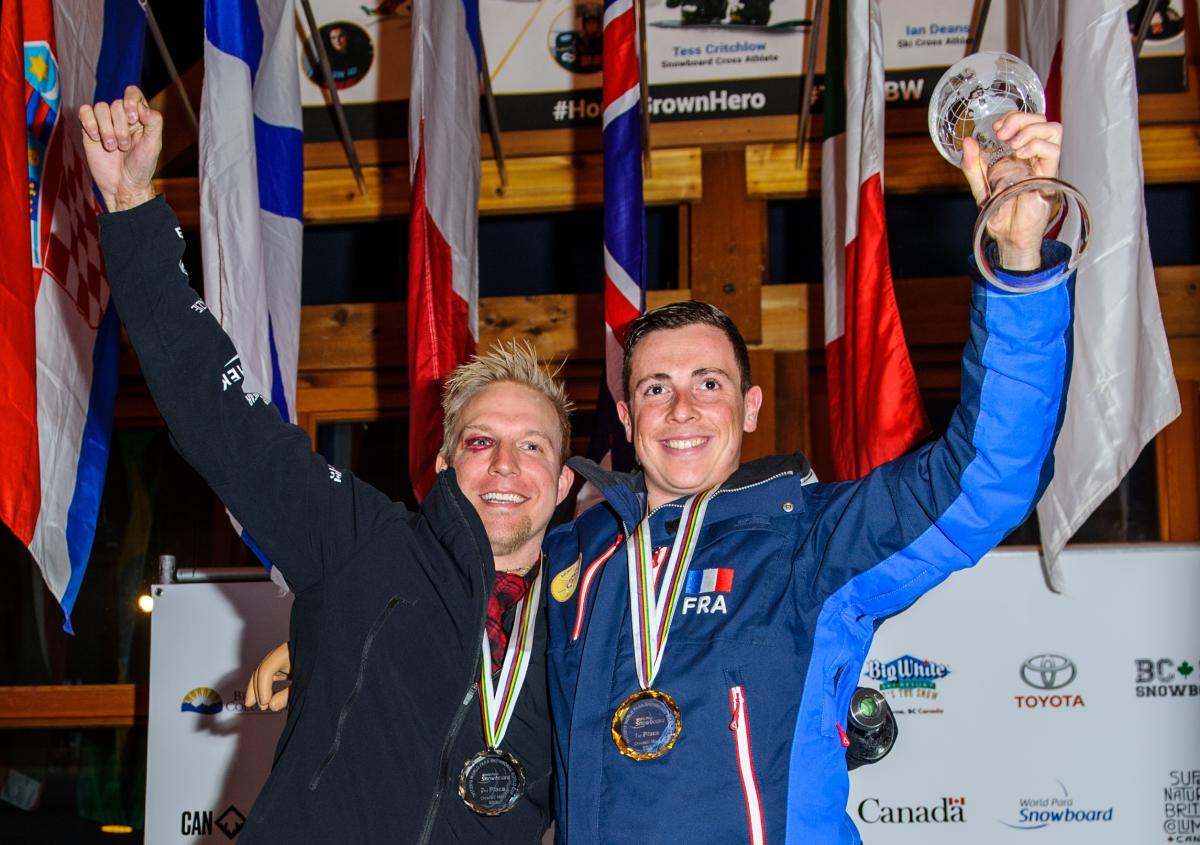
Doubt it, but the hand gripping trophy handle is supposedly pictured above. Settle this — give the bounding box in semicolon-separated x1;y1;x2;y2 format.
928;52;1091;292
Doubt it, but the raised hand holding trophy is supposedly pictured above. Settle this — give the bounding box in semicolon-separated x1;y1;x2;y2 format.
929;52;1091;291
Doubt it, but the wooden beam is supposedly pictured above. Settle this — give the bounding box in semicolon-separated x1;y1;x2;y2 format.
744;124;1200;199
796;268;1199;351
690;149;765;343
774;350;813;459
477;148;702;215
477;289;696;364
155;148;702;228
761;283;813;351
1157;380;1200;542
1156;265;1200;344
115;269;1196;424
156;121;1199;224
747;135;960;198
741;348;776;462
147;60;203;174
1169;337;1200;382
300;303;404;370
0;684;145;729
294;83;1197;169
124;269;1194;380
300;115;806;168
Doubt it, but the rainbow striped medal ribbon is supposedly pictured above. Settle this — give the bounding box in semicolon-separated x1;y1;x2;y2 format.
458;566;543;816
612;488;719;761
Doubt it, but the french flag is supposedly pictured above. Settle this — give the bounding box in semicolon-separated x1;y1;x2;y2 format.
407;0;480;500
0;0;144;631
685;568;734;595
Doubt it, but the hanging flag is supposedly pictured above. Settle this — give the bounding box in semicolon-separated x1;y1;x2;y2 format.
820;0;928;482
200;0;303;569
407;0;480;500
589;0;645;476
200;0;303;423
1020;0;1180;589
0;0;144;631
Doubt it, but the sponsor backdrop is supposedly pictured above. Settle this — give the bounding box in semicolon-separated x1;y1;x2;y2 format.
145;583;292;843
851;545;1200;843
144;547;1199;842
299;0;1188;140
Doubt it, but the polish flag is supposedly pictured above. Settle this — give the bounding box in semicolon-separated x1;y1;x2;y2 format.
407;0;480;499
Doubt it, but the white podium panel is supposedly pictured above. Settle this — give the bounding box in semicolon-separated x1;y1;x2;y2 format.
145;582;292;843
849;545;1200;844
141;548;1199;843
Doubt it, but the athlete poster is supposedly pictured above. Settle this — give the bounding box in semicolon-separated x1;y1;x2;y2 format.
1128;0;1189;93
485;0;815;130
297;1;1189;140
298;0;819;139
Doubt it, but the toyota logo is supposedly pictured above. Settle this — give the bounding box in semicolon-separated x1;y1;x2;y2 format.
1020;654;1076;690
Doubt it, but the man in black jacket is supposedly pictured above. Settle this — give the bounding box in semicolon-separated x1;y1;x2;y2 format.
82;86;572;843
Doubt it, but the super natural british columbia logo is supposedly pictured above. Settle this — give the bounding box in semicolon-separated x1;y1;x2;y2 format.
180;687;222;715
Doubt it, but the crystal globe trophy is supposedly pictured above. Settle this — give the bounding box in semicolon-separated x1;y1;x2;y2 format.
928;52;1091;292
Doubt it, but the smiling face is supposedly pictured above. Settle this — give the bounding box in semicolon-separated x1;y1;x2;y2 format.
437;381;574;571
618;323;762;510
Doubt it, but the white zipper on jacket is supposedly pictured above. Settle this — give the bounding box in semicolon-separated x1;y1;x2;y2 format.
729;685;766;845
572;534;625;641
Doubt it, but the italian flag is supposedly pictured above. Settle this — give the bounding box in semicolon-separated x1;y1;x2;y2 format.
820;0;927;480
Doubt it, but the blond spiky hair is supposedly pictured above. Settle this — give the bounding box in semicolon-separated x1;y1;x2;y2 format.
440;339;573;462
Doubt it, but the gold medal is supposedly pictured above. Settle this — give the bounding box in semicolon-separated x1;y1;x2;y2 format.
611;688;682;760
614;489;718;762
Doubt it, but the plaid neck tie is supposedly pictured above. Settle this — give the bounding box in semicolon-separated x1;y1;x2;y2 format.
485;561;540;673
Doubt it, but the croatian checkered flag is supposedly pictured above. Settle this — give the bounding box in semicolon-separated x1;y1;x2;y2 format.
586;0;646;490
0;0;145;631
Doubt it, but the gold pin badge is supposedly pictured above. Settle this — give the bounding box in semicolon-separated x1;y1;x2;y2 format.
550;555;582;602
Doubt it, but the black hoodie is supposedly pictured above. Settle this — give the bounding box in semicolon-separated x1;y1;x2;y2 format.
100;197;551;844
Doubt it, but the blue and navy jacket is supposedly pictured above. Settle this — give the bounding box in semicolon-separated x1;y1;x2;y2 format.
543;246;1075;844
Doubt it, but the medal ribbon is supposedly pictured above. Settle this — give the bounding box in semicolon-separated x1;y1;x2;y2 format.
479;565;543;750
626;488;718;690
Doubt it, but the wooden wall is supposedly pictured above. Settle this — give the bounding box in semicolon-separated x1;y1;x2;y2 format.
5;22;1199;730
134;106;1200;540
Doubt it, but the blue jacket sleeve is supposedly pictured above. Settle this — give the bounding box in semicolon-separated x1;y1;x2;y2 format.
99;196;396;593
803;241;1074;618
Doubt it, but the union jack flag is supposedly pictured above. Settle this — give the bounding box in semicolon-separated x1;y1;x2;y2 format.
588;0;646;476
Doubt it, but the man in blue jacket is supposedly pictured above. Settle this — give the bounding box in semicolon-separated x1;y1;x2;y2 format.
245;107;1069;842
542;109;1073;844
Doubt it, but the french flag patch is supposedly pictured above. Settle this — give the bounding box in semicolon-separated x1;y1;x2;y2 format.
685;568;734;595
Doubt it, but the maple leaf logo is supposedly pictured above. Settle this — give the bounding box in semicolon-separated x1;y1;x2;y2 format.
1178;661;1194;678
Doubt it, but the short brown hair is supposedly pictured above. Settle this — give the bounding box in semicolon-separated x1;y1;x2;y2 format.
441;339;573;462
622;300;752;400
